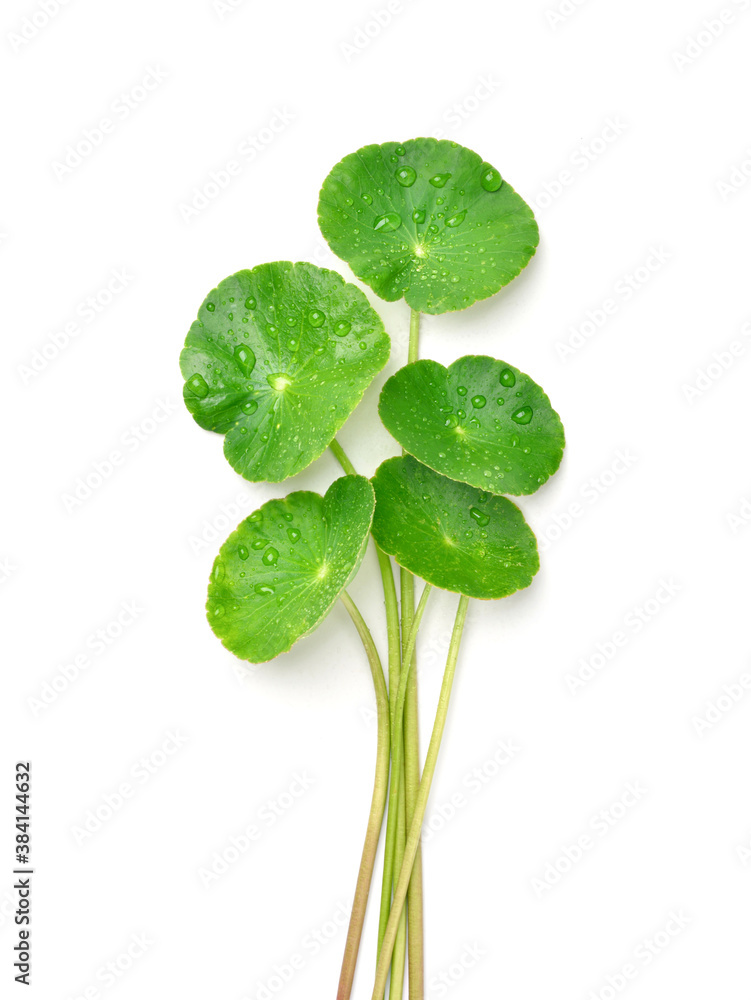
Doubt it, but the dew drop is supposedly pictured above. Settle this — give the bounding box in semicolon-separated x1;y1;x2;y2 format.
186;373;209;398
457;385;468;396
429;173;451;188
334;320;351;337
469;507;490;527
308;309;325;328
480;163;503;192
262;547;279;566
238;545;249;560
234;344;255;374
445;210;467;228
411;208;426;225
287;528;301;543
242;399;258;415
511;405;533;425
254;583;275;596
395;144;405;156
373;212;402;233
251;538;267;549
499;367;516;388
212;561;225;583
361;193;373;205
210;602;224;617
444;414;459;428
206;302;216;312
395;165;417;187
471;394;486;409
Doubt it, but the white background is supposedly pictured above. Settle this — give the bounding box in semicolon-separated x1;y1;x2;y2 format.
2;0;750;998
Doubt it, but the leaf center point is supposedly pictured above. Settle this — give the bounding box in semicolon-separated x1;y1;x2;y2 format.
267;372;293;392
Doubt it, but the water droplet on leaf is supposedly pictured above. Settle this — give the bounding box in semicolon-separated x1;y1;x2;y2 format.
429;173;451;188
511;405;533;425
471;395;486;408
234;345;255;374
480;163;503;192
395;165;416;187
373;212;402;233
469;507;490;526
186;373;209;398
499;368;516;388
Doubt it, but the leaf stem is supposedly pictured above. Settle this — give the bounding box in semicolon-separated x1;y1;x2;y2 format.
337;591;391;1000
371;595;470;1000
330;438;357;477
401;571;424;1000
330;438;405;976
408;309;420;364
376;583;432;976
403;308;423;999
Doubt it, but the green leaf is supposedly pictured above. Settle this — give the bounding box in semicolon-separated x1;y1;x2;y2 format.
206;475;375;663
318;139;539;314
379;356;565;496
180;262;390;482
371;456;538;600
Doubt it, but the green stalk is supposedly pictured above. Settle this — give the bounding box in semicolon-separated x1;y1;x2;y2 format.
330;438;358;477
403;307;424;1000
401;571;424;1000
337;591;391;1000
376;583;432;991
408;308;420;364
388;772;407;1000
371;596;470;1000
330;439;404;969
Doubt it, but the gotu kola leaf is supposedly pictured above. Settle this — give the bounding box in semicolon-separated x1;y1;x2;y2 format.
180;262;390;482
371;456;538;600
379;356;565;497
207;475;375;663
317;138;539;314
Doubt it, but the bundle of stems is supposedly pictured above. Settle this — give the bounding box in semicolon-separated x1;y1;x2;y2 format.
334;311;471;1000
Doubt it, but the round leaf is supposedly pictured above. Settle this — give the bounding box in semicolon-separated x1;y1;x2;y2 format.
207;475;375;663
180;262;390;482
379;356;565;496
371;456;538;600
318;139;539;314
